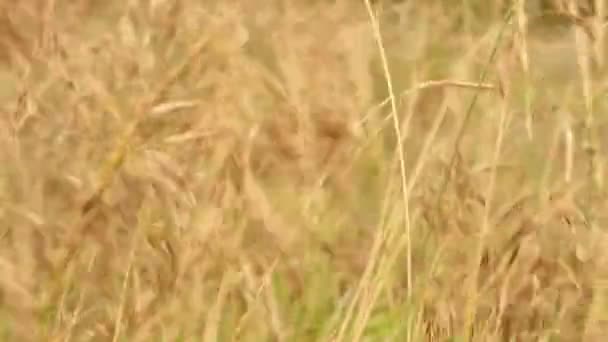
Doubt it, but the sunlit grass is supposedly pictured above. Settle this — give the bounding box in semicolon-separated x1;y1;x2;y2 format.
1;0;608;341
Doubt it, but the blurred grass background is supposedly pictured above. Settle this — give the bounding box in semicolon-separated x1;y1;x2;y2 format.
1;0;608;341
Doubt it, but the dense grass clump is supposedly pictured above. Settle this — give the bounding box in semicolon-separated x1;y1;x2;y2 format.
1;0;608;341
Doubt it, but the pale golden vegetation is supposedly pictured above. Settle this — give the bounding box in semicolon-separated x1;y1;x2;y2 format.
1;0;608;341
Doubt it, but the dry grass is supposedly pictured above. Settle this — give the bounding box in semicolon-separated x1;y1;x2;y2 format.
1;0;608;341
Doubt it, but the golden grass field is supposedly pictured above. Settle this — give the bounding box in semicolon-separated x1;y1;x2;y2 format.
2;0;608;341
